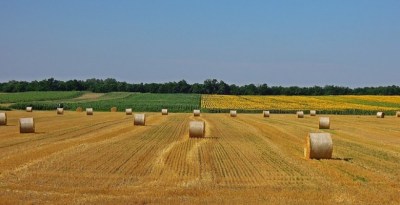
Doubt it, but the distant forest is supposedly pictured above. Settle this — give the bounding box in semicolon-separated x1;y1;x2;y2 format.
1;78;400;95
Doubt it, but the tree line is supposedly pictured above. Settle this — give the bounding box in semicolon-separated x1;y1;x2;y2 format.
0;78;399;95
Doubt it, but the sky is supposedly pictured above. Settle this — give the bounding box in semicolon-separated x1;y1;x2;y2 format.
0;0;399;87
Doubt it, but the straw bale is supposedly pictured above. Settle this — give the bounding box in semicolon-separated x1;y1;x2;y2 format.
134;113;145;126
304;133;333;159
319;117;330;129
19;118;35;133
0;113;6;125
189;121;205;138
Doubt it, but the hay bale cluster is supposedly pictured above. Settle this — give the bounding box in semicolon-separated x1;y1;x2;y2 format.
189;121;205;138
134;114;146;126
193;109;201;117
304;133;333;159
19;118;35;133
319;117;330;129
297;111;304;118
263;111;270;118
0;112;7;125
162;109;168;115
230;110;237;117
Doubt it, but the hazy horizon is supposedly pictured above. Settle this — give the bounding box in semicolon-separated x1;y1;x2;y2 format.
1;1;399;87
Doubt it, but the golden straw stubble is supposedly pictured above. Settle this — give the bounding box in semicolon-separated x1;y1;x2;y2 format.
111;107;117;112
304;133;333;159
189;121;205;138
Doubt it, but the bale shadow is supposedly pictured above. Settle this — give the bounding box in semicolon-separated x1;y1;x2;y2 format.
331;157;353;162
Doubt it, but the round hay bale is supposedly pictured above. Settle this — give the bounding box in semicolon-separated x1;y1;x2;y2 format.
26;107;33;112
161;109;168;115
230;110;237;117
297;111;304;118
193;109;201;117
111;107;117;112
376;112;385;118
19;118;35;133
310;110;317;116
263;111;270;118
57;108;64;115
396;111;400;117
125;108;132;115
86;108;93;115
0;112;7;125
304;133;333;159
189;121;205;138
76;107;83;112
134;114;145;126
319;117;330;129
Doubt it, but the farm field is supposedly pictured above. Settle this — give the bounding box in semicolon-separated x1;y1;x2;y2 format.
0;111;399;204
5;93;201;113
1;92;400;115
202;95;400;114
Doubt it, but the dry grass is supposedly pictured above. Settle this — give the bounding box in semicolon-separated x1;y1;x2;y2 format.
73;92;105;100
0;111;399;204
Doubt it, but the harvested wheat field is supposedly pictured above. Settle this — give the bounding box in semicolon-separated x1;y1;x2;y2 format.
0;111;399;204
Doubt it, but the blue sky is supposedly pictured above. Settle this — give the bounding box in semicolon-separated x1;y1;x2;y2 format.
0;0;399;86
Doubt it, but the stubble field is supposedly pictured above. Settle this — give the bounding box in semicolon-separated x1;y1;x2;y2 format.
0;111;399;204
